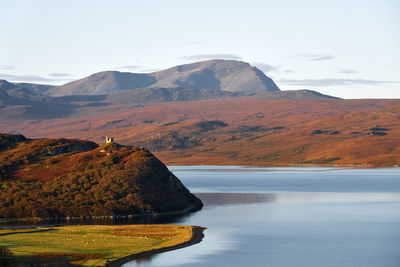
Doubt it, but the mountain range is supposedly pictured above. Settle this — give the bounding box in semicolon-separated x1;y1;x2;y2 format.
1;59;398;167
0;59;336;119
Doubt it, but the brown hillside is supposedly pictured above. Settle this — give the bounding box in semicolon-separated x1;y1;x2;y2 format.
0;134;202;219
1;97;399;167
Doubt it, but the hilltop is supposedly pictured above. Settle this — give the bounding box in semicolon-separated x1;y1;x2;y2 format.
0;134;202;219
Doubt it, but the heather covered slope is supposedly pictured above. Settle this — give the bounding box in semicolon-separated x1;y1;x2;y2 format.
0;134;202;219
2;97;399;167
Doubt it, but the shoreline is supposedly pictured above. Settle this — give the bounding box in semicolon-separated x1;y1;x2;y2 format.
0;225;205;266
109;226;205;267
164;161;400;169
0;204;202;224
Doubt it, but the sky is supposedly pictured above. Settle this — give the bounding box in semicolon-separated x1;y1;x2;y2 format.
0;0;399;99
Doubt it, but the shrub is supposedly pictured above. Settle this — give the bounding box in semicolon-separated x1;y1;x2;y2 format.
0;246;14;267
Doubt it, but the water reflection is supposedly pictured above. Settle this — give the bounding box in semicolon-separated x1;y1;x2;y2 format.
195;193;276;206
134;255;154;265
123;167;400;267
0;210;196;228
195;192;400;206
2;166;400;267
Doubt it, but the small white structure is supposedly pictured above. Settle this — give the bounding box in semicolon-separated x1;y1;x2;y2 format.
105;136;114;143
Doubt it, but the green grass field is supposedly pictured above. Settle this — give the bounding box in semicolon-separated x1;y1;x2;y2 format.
0;224;194;266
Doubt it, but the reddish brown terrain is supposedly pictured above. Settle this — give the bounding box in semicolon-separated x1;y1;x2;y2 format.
0;133;202;219
1;96;399;167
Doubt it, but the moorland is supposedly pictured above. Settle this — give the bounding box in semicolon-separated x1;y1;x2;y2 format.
1;59;399;167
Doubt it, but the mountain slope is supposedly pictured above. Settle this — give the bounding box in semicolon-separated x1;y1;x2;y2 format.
2;97;398;167
46;59;280;96
47;71;156;96
0;80;75;119
1;78;337;119
150;59;280;93
104;87;238;104
0;134;202;219
15;82;55;95
257;89;340;100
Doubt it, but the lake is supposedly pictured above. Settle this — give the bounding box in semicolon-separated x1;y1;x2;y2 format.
123;166;400;267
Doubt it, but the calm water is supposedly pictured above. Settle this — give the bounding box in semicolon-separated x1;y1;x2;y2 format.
124;166;400;267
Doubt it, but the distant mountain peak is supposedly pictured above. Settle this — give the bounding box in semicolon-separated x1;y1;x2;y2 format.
44;59;280;96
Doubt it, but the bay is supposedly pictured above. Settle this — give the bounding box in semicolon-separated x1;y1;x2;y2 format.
124;166;400;267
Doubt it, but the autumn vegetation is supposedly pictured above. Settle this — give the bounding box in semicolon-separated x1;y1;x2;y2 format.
0;134;202;220
2;97;399;167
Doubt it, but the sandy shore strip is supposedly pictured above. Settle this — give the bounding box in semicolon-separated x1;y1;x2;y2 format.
109;226;206;267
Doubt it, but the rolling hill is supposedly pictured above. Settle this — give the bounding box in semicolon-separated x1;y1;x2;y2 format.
0;133;202;219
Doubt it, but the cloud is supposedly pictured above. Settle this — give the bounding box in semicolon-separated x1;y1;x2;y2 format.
116;65;161;73
179;53;243;61
0;73;72;83
278;78;397;87
117;65;143;70
182;41;206;45
301;54;335;61
338;69;359;74
140;68;162;73
251;62;293;75
48;73;72;77
251;62;280;73
1;65;15;70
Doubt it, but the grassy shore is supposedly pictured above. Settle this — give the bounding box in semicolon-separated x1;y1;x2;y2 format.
0;224;204;266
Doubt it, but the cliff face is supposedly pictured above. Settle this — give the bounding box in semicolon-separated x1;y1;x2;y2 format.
0;134;202;219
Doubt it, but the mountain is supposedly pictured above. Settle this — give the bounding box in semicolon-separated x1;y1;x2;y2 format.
0;59;339;120
0;133;202;219
149;59;280;93
104;87;238;104
256;89;339;100
0;79;336;120
45;59;280;96
14;82;55;95
47;71;156;96
103;88;337;105
0;80;74;119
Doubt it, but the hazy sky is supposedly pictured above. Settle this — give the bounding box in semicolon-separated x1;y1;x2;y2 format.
0;0;399;98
